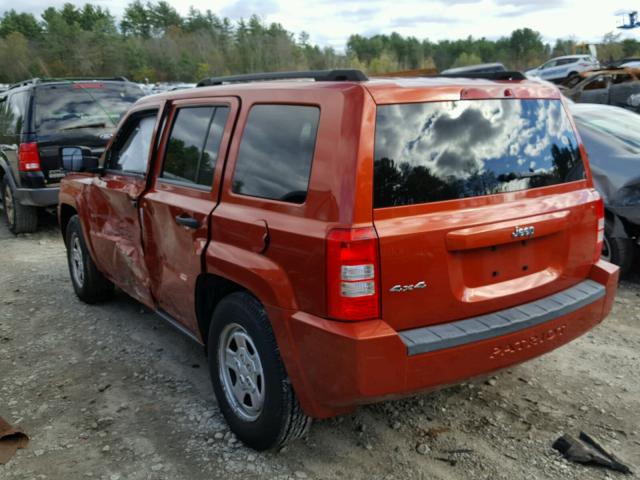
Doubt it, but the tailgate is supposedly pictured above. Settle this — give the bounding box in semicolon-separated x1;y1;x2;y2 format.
37;134;106;184
374;190;600;331
371;97;599;331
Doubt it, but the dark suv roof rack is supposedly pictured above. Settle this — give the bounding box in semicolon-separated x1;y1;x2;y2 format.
197;69;368;87
436;71;527;81
9;77;130;90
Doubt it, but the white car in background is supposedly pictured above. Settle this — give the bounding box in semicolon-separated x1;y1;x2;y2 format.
621;61;640;68
526;55;600;82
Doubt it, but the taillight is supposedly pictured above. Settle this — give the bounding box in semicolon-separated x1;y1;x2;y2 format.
594;198;605;262
326;227;380;321
18;143;41;172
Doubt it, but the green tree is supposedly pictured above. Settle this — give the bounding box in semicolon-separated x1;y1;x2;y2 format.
0;10;41;38
453;52;482;68
507;28;546;69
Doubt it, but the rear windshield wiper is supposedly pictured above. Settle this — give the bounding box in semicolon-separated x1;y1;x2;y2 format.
59;122;107;131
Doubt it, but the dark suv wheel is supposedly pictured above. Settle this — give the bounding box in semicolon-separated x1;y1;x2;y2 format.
1;177;37;234
208;292;311;450
65;215;114;303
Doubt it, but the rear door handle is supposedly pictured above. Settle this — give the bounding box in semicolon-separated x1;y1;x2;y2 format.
175;214;200;229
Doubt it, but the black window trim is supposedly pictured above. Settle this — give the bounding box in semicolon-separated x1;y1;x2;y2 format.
157;103;230;192
103;108;159;177
229;102;321;207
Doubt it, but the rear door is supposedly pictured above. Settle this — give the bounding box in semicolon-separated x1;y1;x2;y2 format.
372;98;600;332
84;107;160;307
141;98;237;333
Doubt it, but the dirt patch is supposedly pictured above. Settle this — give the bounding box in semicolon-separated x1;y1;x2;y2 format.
1;212;639;480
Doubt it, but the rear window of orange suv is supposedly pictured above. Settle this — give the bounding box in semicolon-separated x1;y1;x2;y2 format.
373;99;585;208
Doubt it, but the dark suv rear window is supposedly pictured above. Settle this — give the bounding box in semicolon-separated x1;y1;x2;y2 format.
374;99;584;208
34;83;144;134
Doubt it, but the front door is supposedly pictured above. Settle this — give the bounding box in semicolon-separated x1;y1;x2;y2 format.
141;98;238;334
84;108;161;307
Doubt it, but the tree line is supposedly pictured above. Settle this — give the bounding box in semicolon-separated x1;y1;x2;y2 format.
1;2;639;84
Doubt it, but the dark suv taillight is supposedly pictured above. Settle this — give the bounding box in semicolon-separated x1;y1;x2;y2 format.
326;227;380;321
18;142;41;172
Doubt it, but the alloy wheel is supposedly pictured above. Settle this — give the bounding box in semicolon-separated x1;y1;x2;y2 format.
3;185;15;226
70;233;85;287
218;323;265;421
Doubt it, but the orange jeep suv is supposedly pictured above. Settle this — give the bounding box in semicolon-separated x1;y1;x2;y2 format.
58;69;619;450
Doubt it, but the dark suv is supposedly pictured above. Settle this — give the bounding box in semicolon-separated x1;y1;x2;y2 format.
0;77;144;233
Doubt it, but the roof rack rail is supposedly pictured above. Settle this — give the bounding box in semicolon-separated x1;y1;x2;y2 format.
9;78;41;90
9;76;130;90
197;69;368;87
436;71;527;81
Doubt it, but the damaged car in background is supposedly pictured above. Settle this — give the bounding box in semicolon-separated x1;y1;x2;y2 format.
561;68;640;112
525;55;599;82
570;103;640;273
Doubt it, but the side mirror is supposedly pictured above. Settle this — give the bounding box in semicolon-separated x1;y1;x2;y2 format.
61;147;99;172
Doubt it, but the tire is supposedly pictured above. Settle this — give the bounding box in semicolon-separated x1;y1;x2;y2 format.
602;219;635;275
1;177;37;234
65;215;114;303
208;292;311;450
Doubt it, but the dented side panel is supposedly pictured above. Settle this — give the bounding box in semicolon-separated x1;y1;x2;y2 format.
84;173;155;308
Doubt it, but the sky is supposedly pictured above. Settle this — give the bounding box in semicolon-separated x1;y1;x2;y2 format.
6;0;640;51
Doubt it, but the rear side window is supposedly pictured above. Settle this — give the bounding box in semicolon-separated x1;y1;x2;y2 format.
374;99;585;208
232;105;319;204
161;106;229;188
0;91;29;137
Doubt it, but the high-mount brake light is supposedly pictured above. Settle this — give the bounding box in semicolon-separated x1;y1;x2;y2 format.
73;83;104;89
18;143;41;172
326;227;380;321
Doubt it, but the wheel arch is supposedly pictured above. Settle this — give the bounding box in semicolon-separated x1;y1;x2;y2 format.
59;203;78;244
195;273;249;348
0;156;17;190
605;208;632;239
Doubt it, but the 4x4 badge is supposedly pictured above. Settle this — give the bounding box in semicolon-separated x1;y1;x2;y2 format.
512;225;535;239
389;281;427;293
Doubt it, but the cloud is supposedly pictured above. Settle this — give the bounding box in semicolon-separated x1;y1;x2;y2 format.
389;14;462;28
495;0;567;17
339;7;380;21
220;0;279;19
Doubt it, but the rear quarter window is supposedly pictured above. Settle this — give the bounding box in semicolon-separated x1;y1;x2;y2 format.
232;105;320;204
0;91;29;137
374;99;585;208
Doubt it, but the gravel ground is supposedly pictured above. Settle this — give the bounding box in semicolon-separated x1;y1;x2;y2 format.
1;211;639;480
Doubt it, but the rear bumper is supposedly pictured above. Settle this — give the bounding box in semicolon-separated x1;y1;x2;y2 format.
270;260;619;419
15;187;59;207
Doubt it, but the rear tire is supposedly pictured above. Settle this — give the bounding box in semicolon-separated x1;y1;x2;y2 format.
602;219;635;275
208;292;311;450
2;177;37;234
65;215;114;303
